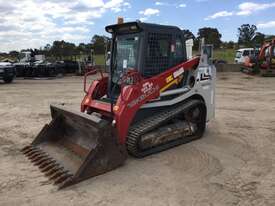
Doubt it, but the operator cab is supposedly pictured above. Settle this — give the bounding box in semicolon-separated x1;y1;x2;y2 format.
105;21;187;98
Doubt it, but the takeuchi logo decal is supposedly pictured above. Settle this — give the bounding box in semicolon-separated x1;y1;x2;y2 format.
128;82;159;108
198;67;211;81
141;82;153;93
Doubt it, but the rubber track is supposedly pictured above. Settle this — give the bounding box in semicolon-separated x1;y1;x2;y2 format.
126;99;205;158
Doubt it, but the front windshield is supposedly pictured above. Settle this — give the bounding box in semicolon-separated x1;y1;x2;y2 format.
112;34;139;83
236;51;241;58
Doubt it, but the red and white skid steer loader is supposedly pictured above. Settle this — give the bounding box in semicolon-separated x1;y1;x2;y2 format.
22;20;216;189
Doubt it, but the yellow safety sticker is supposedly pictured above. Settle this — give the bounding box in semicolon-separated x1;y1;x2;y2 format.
161;79;178;93
166;75;174;83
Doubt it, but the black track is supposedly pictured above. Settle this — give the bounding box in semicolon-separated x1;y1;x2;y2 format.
126;99;206;158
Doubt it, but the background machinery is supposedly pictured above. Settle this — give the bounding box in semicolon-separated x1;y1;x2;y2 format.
235;48;256;64
13;51;34;77
241;39;275;76
22;20;216;189
76;50;96;75
0;61;16;83
14;51;69;78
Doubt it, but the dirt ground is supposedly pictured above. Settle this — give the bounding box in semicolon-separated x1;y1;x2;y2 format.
0;72;275;206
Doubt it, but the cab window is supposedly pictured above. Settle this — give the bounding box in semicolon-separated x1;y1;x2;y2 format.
145;33;172;77
243;50;250;56
236;51;241;58
173;37;184;65
175;38;183;58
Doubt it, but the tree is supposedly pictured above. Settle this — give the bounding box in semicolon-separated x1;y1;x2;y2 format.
51;41;64;59
182;29;199;49
221;41;235;49
33;48;45;55
49;40;79;60
182;29;195;40
77;43;93;55
238;24;257;47
227;41;235;49
91;35;110;54
253;32;265;46
63;42;77;57
43;44;51;57
197;27;222;49
44;44;51;51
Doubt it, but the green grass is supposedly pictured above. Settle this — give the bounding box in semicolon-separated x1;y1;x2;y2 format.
213;49;235;64
94;55;105;65
193;49;236;64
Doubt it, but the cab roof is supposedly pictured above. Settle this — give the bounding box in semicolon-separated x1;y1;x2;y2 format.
237;48;254;52
105;21;182;35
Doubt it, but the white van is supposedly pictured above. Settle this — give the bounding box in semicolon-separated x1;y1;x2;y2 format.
235;48;255;63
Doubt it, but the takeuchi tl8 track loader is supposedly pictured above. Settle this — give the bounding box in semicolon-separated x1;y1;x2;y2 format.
22;21;216;189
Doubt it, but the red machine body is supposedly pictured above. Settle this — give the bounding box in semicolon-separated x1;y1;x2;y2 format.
258;39;275;70
81;57;200;144
242;39;275;75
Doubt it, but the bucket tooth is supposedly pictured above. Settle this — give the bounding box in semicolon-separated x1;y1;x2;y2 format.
21;146;33;153
50;170;67;181
54;173;73;185
45;166;59;176
28;152;43;160
21;145;31;151
27;150;41;158
58;177;73;190
39;160;58;172
22;149;33;155
24;148;39;156
28;153;41;160
45;166;63;177
31;154;47;162
38;160;52;168
32;155;48;164
34;157;51;166
39;160;56;170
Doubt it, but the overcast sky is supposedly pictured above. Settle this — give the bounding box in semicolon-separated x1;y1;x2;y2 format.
1;0;275;52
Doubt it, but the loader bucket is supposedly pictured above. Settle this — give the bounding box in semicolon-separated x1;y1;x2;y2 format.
21;105;127;189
